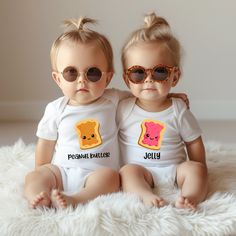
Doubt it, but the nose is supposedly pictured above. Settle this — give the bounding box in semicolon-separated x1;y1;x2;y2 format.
77;72;87;83
144;71;154;83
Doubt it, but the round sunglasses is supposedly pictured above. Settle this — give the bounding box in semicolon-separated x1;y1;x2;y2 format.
124;65;178;84
60;66;107;82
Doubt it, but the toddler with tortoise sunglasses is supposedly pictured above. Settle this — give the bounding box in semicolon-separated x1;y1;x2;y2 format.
118;12;208;210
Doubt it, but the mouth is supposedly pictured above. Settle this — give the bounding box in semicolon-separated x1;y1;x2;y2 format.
143;88;157;91
77;88;89;93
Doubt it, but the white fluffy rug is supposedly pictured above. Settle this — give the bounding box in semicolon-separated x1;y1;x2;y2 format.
0;140;236;236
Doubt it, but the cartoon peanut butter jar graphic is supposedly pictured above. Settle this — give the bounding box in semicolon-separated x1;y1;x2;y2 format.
138;120;165;150
76;119;102;150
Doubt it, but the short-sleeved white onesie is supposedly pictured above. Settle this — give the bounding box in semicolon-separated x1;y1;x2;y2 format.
117;97;202;186
37;88;129;193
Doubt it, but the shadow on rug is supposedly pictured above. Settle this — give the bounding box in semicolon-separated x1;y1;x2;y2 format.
0;140;236;236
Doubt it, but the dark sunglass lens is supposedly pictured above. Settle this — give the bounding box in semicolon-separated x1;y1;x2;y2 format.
153;67;168;81
87;67;102;82
63;67;78;82
129;68;145;83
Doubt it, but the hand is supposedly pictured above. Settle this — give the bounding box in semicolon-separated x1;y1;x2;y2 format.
168;93;189;109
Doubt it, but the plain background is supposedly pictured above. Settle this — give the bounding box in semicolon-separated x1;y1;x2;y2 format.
1;0;236;121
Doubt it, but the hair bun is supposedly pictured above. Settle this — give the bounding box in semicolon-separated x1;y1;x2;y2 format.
63;17;96;31
144;12;169;29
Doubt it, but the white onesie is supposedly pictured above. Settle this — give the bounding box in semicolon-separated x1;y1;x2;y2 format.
37;88;130;193
117;97;202;186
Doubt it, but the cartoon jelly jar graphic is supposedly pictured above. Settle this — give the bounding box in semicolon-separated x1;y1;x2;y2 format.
138;120;165;150
75;119;102;149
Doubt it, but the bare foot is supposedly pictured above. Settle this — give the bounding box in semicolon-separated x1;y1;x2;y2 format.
142;193;165;208
30;191;51;209
175;196;196;210
51;189;75;209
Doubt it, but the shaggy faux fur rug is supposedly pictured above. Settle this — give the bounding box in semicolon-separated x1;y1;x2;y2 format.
0;140;236;236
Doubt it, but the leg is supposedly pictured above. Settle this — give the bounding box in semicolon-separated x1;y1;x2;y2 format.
119;164;165;207
24;164;63;208
51;167;120;208
175;161;208;209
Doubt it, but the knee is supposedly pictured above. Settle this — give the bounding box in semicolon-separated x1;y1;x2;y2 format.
105;168;120;191
24;170;42;191
108;168;120;181
120;164;135;174
100;168;120;185
182;161;207;177
25;165;53;184
25;170;40;182
119;164;144;177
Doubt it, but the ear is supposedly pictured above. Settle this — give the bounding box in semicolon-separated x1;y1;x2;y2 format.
171;69;181;87
123;73;131;88
105;72;114;87
52;71;62;88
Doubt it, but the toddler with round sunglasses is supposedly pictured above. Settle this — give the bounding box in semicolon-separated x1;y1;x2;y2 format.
118;12;208;209
23;17;132;209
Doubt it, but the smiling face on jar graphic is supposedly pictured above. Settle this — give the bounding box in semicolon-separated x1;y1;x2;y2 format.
138;120;165;150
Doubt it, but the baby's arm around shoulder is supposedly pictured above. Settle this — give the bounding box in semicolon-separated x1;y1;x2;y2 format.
168;93;189;109
35;138;56;169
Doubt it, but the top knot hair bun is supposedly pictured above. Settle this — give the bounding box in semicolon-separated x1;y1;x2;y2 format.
144;12;169;29
63;17;97;31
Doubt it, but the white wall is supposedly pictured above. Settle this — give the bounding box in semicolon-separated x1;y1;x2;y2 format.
1;0;236;121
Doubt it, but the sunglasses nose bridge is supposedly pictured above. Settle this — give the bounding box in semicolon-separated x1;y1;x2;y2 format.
144;68;154;82
77;71;87;83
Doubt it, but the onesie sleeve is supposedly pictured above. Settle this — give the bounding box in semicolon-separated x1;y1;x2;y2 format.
178;108;202;143
116;99;126;127
116;97;136;128
36;102;59;140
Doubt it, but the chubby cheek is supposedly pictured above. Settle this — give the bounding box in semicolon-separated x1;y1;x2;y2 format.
164;78;176;90
160;81;171;91
129;84;141;97
90;80;107;96
91;88;104;98
61;83;76;96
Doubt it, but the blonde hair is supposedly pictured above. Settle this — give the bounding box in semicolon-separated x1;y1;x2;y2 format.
50;17;114;71
121;12;181;69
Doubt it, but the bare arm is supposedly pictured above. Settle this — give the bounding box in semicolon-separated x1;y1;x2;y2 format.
185;136;207;167
35;138;56;168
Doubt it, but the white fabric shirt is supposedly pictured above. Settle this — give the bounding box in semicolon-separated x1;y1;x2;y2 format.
37;88;130;170
117;97;202;167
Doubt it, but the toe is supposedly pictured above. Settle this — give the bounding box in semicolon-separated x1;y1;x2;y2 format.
159;199;165;207
152;199;160;207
